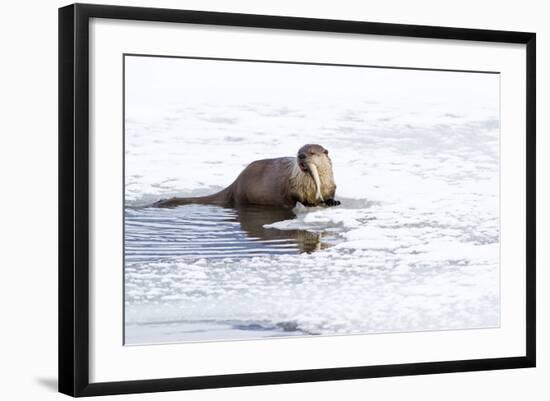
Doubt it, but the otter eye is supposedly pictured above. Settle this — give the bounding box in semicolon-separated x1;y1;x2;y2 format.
324;150;328;155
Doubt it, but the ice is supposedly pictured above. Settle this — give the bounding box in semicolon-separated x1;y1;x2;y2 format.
124;56;500;344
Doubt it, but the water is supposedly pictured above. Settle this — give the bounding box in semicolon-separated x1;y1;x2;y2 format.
124;57;500;345
125;204;332;262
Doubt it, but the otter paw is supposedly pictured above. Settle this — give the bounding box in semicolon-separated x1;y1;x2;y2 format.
325;199;341;206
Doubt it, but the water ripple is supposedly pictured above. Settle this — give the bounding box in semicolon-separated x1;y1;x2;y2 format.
125;204;326;262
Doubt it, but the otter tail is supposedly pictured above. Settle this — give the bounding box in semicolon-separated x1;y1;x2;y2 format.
151;186;233;208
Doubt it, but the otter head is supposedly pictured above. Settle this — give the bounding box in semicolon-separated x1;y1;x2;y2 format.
296;144;331;173
296;144;334;203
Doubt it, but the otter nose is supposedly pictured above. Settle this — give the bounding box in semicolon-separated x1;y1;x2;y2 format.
298;153;306;160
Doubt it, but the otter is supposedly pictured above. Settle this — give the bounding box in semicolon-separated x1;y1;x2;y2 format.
151;144;341;209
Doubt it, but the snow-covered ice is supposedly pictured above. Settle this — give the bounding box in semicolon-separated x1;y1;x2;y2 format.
124;56;500;345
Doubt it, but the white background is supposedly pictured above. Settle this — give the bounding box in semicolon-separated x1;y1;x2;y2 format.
0;0;546;399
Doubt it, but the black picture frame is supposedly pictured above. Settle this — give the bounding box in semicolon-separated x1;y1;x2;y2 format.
59;3;536;397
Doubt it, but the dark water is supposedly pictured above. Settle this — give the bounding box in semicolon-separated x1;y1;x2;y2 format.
125;204;327;263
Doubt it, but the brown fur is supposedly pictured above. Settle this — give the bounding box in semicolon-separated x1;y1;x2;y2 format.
151;144;339;209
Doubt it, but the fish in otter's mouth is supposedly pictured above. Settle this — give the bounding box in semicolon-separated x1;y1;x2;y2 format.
306;163;325;202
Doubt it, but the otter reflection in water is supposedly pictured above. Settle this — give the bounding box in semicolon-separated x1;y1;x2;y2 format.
233;205;327;253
